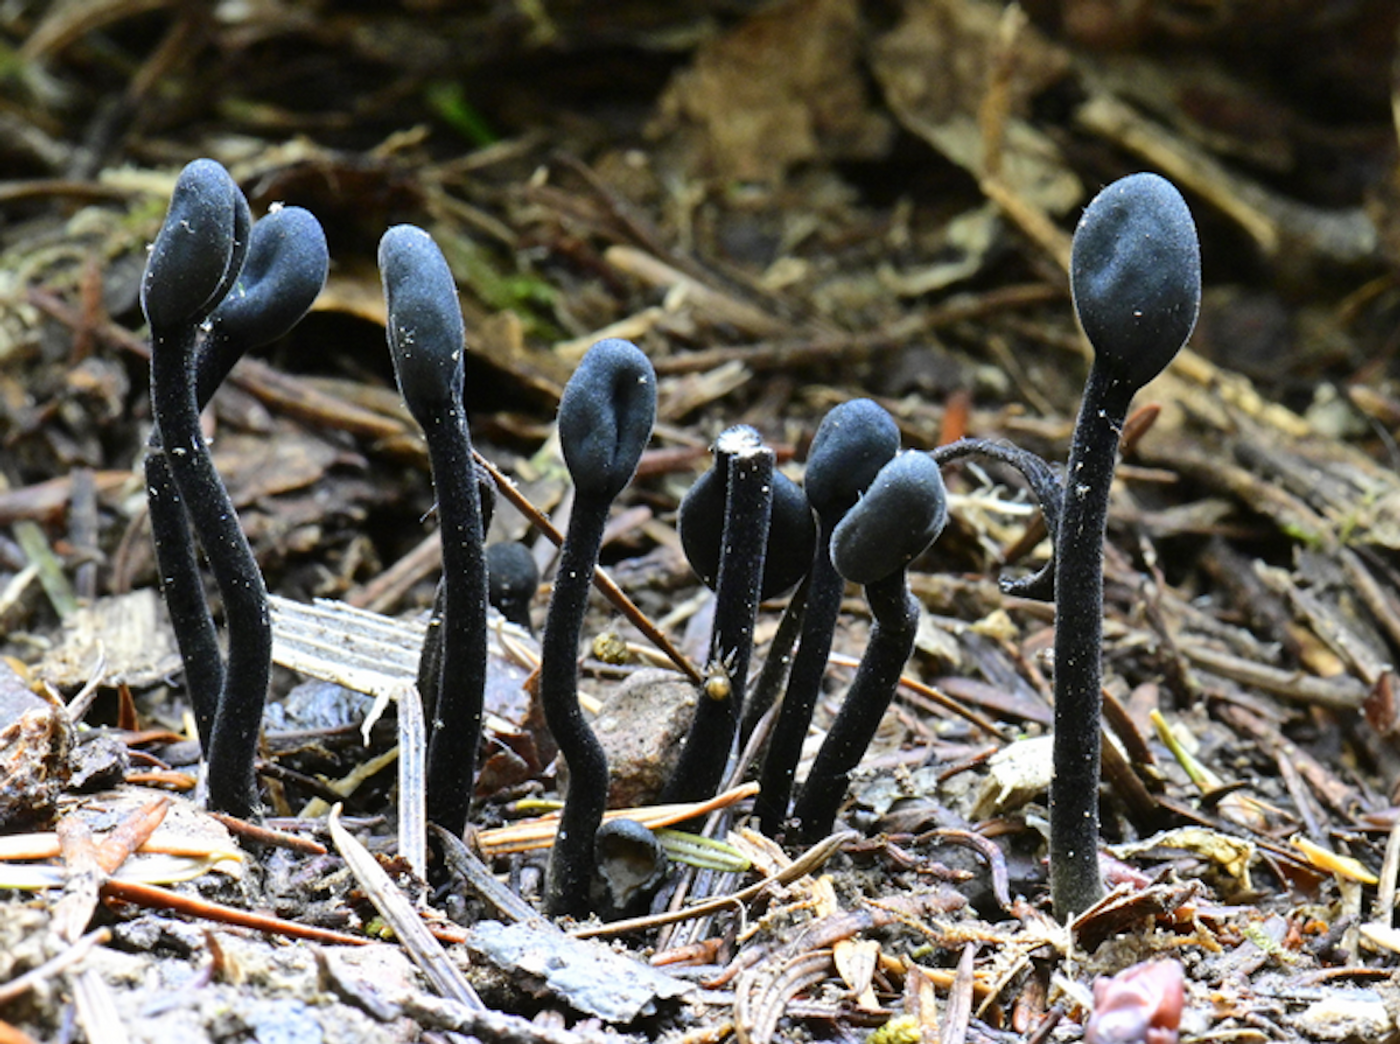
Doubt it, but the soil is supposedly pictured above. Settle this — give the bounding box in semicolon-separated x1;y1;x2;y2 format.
4;2;1400;1042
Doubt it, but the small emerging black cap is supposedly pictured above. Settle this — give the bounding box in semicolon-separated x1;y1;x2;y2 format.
198;205;329;406
803;399;901;523
379;225;466;424
1070;172;1201;390
487;541;540;629
831;451;948;585
558;338;656;502
141;159;246;333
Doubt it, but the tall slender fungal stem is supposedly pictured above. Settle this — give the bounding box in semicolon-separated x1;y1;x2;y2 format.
1051;172;1200;918
542;338;656;918
149;196;327;763
666;427;779;804
145;161;273;818
380;225;489;838
145;165;251;749
792;451;947;842
756;399;899;834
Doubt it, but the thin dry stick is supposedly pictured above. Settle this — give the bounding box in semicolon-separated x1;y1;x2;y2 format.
0;928;110;1005
477;782;759;856
327;805;481;1007
473;450;703;685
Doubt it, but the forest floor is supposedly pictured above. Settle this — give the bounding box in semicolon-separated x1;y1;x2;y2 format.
4;1;1400;1042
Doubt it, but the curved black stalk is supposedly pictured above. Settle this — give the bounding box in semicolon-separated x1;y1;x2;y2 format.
542;338;656;918
756;399;899;834
665;426;778;804
930;438;1064;600
145;161;269;818
145;167;251;748
1051;173;1200;918
380;225;489;838
147;198;327;755
792;451;948;842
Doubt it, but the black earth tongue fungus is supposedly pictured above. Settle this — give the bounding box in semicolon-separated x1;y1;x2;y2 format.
591;817;669;921
678;434;816;755
144;159;272;818
756;399;900;835
147;192;328;760
194;205;329;405
380;224;490;839
665;425;814;804
144;162;251;749
542;338;656;919
486;541;540;632
1051;172;1200;919
791;451;948;843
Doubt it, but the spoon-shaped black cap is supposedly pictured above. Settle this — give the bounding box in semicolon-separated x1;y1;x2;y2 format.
831;451;948;585
803;399;901;524
1070;172;1201;391
196;205;329;406
379;225;465;421
141;159;246;332
678;430;815;598
558;338;656;502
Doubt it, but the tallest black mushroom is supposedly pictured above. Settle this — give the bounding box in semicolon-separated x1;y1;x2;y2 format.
1051;172;1200;918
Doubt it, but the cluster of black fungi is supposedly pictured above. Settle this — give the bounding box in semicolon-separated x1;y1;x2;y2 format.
144;161;1199;920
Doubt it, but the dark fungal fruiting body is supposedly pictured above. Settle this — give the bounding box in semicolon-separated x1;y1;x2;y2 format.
487;541;541;631
665;426;798;804
541;338;656;918
144;162;252;750
1051;172;1200;918
144;160;271;818
380;224;489;838
756;399;900;835
791;451;948;842
148;201;328;745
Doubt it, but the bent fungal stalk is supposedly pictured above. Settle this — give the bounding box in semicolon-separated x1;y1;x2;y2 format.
791;451;947;842
146;160;328;818
380;225;489;838
542;338;656;918
756;399;899;834
1051;172;1200;918
666;425;815;804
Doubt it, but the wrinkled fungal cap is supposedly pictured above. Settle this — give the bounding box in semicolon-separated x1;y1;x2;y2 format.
379;225;467;423
557;338;656;501
197;205;329;406
678;434;815;598
141;159;247;333
1070;172;1201;391
831;451;948;586
803;399;901;522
